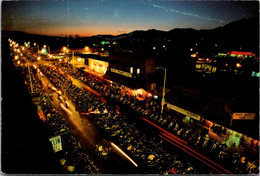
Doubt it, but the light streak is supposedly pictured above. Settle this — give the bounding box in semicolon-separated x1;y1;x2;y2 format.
145;3;225;23
159;135;224;174
60;103;73;115
160;132;232;174
52;86;57;91
111;142;138;167
141;117;187;144
141;117;231;174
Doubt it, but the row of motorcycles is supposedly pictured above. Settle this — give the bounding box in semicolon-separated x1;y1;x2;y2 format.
50;67;202;174
34;65;101;174
67;68;260;174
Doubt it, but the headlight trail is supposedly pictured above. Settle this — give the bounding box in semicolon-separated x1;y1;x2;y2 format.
60;103;73;115
111;142;138;167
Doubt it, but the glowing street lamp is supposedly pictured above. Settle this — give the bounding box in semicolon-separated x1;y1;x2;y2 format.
37;56;41;61
62;46;67;52
236;63;242;68
156;67;167;114
85;46;89;51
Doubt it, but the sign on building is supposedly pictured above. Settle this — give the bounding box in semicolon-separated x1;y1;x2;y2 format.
166;103;201;121
111;68;132;78
232;113;256;120
49;135;62;153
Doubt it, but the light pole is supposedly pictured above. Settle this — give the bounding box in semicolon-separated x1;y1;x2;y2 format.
156;67;167;114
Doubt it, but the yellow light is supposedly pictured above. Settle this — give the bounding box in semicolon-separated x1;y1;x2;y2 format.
236;63;241;68
163;45;165;48
22;47;25;50
111;143;138;167
43;45;46;48
17;61;20;65
101;48;104;51
15;56;18;60
37;56;41;61
190;48;193;51
20;53;23;56
62;46;67;52
66;49;69;53
85;46;89;51
34;43;37;46
153;47;156;50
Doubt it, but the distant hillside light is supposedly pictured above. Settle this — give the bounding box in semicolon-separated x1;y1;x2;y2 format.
190;48;193;51
153;46;156;50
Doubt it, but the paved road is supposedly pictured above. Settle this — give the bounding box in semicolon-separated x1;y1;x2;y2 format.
36;66;140;174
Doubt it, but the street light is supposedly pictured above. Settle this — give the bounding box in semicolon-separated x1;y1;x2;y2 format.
156;67;167;114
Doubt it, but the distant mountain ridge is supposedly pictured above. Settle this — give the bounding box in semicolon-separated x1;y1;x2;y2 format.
2;18;259;55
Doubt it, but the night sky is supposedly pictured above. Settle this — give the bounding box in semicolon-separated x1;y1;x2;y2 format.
2;0;258;37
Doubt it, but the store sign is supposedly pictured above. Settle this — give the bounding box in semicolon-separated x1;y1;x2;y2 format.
111;68;132;78
232;113;256;120
166;103;201;121
49;135;62;152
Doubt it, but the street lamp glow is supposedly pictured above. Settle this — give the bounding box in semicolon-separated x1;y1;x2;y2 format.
37;56;41;61
153;46;156;50
43;45;47;48
156;67;167;114
34;43;37;46
62;46;67;52
190;48;193;51
15;56;19;60
85;46;89;51
236;63;242;68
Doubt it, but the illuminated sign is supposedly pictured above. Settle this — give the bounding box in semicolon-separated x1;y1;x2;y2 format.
49;135;62;152
166;103;201;121
111;68;132;78
232;113;256;120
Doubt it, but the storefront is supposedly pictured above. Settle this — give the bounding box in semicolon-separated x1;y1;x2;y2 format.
88;58;109;75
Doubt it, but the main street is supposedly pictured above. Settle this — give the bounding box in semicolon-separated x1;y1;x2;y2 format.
34;64;140;174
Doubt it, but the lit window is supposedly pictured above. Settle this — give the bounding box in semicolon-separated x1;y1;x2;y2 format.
130;67;133;73
137;68;140;74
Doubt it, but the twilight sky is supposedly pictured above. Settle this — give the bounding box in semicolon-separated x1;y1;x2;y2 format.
2;0;259;37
